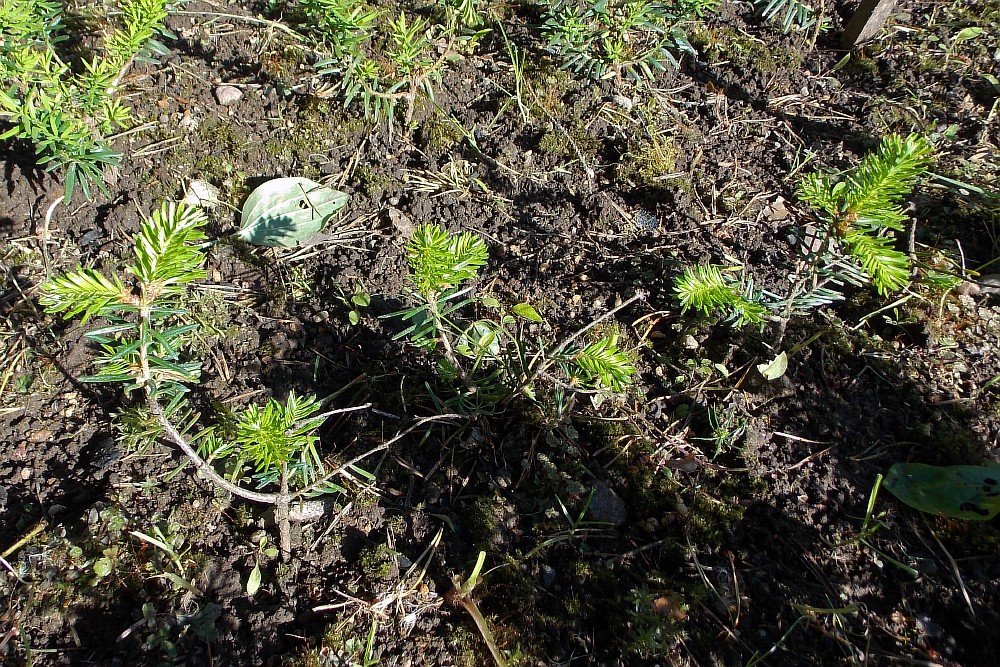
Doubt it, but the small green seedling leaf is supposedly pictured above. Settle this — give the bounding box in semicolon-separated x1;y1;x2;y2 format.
351;292;370;307
460;551;487;597
247;564;262;595
512;303;543;322
481;296;501;310
349;310;361;326
953;26;983;44
458;321;501;358
883;462;1000;520
756;351;787;381
94;557;113;578
238;177;349;247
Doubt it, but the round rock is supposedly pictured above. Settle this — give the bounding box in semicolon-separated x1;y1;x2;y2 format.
215;85;243;106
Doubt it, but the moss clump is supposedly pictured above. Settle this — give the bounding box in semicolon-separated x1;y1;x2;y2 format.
619;133;678;187
685;483;746;546
197;118;248;154
690;26;801;73
464;495;505;551
842;55;879;77
260;43;306;83
446;623;485;667
421;114;465;155
354;164;392;196
537;124;600;160
358;543;398;583
524;65;573;117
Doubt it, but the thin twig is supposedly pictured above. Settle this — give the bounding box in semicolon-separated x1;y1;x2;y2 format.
295;413;464;498
169;10;307;41
41;196;63;274
1;521;47;559
276;464;291;558
149;396;284;504
925;519;976;620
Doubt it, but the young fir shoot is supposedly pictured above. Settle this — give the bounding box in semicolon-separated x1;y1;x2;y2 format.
798;134;932;295
304;0;448;127
674;135;932;328
0;0;171;202
673;264;769;327
40;201;357;555
389;224;637;414
540;0;714;82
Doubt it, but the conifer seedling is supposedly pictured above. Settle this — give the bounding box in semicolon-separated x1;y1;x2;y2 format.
388;224;639;414
41;201;369;556
0;0;172;202
674;135;932;326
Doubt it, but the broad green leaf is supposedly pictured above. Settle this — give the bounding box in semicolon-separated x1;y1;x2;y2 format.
883;462;1000;521
481;296;501;310
351;292;370;307
247;564;262;595
756;351;787;381
238;178;349;247
348;310;361;326
512;302;543;322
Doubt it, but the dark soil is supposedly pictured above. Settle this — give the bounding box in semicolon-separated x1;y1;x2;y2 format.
3;0;1000;666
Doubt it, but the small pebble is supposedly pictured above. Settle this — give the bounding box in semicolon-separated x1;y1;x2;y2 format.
179;110;199;129
388;208;413;238
215;85;243;106
610;94;634;109
587;481;628;526
29;428;51;443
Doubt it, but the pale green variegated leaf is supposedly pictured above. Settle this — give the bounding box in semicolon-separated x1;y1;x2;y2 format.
246;564;262;595
238;178;349;247
756;351;787;381
884;462;1000;521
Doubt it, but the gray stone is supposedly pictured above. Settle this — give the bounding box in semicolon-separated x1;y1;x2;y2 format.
588;481;627;526
214;84;243;106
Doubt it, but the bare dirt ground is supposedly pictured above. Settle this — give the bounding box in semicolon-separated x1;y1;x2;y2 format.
3;0;1000;665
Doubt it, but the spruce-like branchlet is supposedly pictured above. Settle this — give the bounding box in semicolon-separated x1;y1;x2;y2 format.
0;0;170;202
673;134;933;327
40;202;362;556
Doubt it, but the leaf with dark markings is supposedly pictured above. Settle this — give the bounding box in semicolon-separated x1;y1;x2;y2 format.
884;462;1000;520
